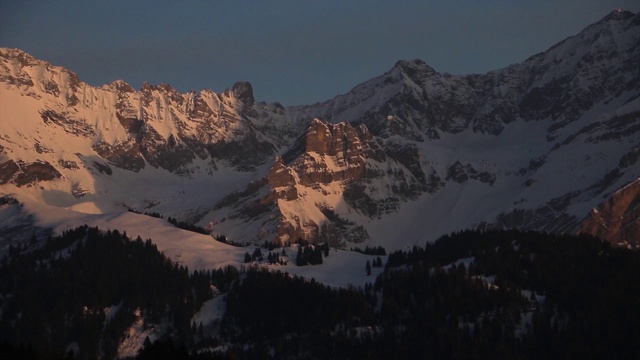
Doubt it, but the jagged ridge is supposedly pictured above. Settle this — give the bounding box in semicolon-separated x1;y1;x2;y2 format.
1;10;639;248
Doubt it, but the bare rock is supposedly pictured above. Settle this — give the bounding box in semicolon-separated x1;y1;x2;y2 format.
579;179;640;247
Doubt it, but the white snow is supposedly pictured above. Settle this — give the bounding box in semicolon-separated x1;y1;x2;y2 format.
267;246;385;288
3;193;385;289
117;309;169;359
192;296;226;328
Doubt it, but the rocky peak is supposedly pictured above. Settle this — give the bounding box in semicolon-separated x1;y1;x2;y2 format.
304;119;333;155
231;81;255;106
0;48;39;67
303;118;366;159
0;47;81;98
140;81;153;92
394;59;437;79
279;119;369;186
110;80;135;93
139;82;186;107
140;82;178;96
599;9;636;23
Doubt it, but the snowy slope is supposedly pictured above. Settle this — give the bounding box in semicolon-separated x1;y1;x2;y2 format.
0;193;383;289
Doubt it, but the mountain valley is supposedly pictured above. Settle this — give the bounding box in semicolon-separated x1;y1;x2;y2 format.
1;9;640;359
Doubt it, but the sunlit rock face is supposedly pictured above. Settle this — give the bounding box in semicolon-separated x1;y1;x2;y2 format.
580;179;640;248
268;157;297;201
287;119;369;185
0;48;293;178
0;159;61;186
209;118;432;245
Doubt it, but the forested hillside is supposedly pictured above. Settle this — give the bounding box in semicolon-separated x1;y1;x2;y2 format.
0;226;237;360
1;228;638;359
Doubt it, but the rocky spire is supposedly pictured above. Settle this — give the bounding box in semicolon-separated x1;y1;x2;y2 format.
231;81;255;106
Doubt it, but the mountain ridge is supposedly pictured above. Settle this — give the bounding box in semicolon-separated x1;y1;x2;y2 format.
1;10;639;249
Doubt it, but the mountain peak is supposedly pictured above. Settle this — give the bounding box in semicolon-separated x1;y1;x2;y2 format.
0;47;32;59
109;79;135;93
588;9;637;29
394;59;432;70
231;81;255;106
601;8;635;22
393;59;437;78
0;47;43;70
394;59;426;67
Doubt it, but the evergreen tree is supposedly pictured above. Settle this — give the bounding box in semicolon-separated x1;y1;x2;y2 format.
296;246;307;266
252;247;262;261
376;257;383;268
322;242;330;257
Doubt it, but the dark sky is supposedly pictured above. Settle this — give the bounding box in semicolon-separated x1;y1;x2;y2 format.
1;1;638;105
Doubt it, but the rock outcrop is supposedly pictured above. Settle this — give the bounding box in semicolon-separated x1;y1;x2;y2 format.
579;179;640;247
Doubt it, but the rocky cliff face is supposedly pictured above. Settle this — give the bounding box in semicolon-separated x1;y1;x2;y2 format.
208;118;430;245
0;47;300;180
1;10;639;249
579;178;640;248
284;119;370;184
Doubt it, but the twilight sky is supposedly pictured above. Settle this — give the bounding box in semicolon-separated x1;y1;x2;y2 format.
1;1;638;105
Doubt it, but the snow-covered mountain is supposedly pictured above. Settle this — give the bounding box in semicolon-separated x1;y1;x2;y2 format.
0;46;305;229
1;9;639;250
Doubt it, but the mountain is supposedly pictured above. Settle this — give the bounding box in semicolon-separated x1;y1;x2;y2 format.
205;9;640;247
1;10;639;250
0;47;304;230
